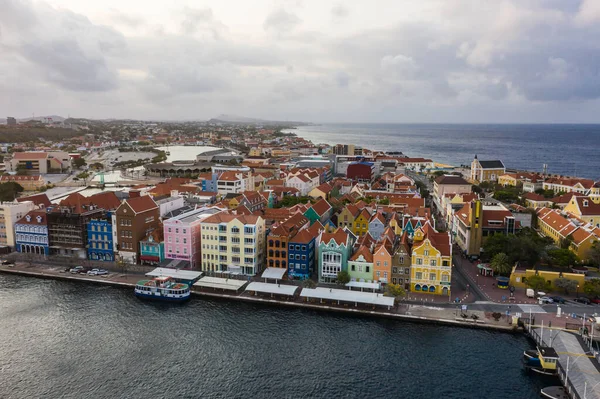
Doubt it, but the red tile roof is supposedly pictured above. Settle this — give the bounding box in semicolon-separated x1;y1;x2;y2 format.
126;195;158;214
310;198;332;217
16;210;47;226
17;193;51;208
321;228;349;246
350;245;373;262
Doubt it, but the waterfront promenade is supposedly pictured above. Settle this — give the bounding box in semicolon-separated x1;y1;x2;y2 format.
0;262;517;332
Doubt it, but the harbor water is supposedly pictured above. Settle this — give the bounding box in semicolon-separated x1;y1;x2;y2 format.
0;275;546;398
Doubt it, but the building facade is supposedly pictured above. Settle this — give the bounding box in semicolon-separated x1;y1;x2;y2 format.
317;229;354;283
0;200;35;248
115;195;160;264
15;210;49;255
410;226;452;296
87;217;114;261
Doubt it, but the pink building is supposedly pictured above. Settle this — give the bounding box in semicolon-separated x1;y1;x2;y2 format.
163;207;221;269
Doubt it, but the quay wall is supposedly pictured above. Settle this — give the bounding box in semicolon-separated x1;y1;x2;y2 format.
0;267;516;333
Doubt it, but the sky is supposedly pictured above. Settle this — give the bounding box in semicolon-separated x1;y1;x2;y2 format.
1;0;600;123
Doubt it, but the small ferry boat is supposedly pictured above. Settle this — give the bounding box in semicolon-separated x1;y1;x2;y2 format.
134;276;190;302
523;346;559;377
540;386;568;399
523;349;541;367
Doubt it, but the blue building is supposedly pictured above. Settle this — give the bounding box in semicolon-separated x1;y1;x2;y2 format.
287;225;319;279
201;173;219;192
87;216;114;261
15;211;49;255
140;228;165;266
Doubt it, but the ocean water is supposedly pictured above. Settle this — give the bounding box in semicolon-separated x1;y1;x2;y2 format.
0;275;546;399
287;124;600;180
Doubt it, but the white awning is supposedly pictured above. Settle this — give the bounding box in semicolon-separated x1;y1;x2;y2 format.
300;287;394;307
346;281;381;290
261;267;286;280
145;267;203;281
246;282;298;296
193;276;247;291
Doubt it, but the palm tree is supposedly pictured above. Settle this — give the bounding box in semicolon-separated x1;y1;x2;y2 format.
490;252;511;276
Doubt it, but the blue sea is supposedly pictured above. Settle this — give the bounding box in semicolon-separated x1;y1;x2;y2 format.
287;124;600;180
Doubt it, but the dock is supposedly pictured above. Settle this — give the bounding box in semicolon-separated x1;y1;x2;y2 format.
528;323;600;398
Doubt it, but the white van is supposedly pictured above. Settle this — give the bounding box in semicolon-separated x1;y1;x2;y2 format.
526;289;535;298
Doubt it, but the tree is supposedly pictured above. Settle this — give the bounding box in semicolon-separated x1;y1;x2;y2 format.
583;279;600;297
526;275;549;292
336;270;351;285
490;252;512;276
302;279;317;289
559;235;574;250
72;157;87;169
587;241;600;267
89;162;104;170
0;182;24;201
553;278;578;295
385;283;406;307
547;248;578;269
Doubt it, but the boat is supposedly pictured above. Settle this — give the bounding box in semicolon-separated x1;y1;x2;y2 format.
523;346;559;377
540;386;569;399
523;349;541;367
134;276;190;302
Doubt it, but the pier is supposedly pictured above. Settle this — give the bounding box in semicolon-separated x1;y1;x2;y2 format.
526;321;600;398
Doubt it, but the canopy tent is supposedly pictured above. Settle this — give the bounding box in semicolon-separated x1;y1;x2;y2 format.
346;281;381;292
261;267;286;282
193;276;248;291
145;267;203;282
300;287;394;308
246;282;298;296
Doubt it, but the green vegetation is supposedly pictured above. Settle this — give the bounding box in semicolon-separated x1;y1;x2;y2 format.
490;252;512;276
547;248;578;269
553;278;578;295
76;172;90;180
415;181;430;198
275;195;311;208
72;157;87;169
302;279;317;288
482;227;552;266
583;279;600;297
526;275;549;292
586;241;600;267
114;148;167;168
0;182;24;201
0;126;82;143
89;162;104;170
385;283;406;306
336;270;351;285
535;188;556;199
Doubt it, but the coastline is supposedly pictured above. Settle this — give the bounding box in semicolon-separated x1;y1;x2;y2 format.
0;266;516;333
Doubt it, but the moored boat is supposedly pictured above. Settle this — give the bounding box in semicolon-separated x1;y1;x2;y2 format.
523;349;541;367
135;276;190;302
523;346;559;377
540;386;568;399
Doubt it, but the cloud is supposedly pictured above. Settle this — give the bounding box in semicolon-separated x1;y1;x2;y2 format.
1;0;600;122
263;9;301;34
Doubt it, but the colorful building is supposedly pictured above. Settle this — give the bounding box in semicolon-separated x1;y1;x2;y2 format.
348;245;374;282
392;232;411;289
337;204;360;230
410;225;452;296
140;227;165;266
303;198;332;225
200;212;266;276
15;210;49;255
368;212;386;240
317;228;355;283
287;223;321;279
352;208;371;237
372;228;395;284
470;156;505;183
163;207;219;269
87;217;114;261
115;194;160;264
267;213;309;269
564;196;600;228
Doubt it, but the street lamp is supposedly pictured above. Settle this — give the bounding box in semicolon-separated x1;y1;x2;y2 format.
577;284;580;298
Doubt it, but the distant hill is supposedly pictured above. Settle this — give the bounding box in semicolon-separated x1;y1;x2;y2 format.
208;114;309;126
16;115;66;123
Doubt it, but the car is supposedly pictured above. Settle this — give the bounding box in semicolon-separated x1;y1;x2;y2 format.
0;259;14;265
69;266;84;274
574;297;591;305
591;297;600;305
550;296;565;304
87;268;108;276
539;296;554;304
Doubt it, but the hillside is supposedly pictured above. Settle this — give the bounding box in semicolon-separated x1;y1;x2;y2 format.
0;126;82;143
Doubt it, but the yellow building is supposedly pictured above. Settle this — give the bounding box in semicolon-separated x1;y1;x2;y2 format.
509;264;585;291
389;212;403;235
563;196;600;228
536;207;600;261
590;182;600;204
470;156;505;183
337;204;360;230
200;212;266;276
410;224;452;296
352;209;371;237
248;147;262;157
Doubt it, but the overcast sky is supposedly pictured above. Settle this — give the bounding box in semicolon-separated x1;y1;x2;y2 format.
2;0;600;123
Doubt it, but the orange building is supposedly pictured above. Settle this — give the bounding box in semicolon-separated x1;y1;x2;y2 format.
372;227;395;284
267;213;310;269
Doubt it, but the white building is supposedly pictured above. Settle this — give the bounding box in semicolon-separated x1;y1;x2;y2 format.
0;200;36;247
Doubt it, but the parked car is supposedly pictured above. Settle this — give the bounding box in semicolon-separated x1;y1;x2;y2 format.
574;297;591;305
0;259;14;265
70;266;84;274
536;291;547;297
539;296;554;304
590;297;600;305
87;268;108;276
550;296;565;304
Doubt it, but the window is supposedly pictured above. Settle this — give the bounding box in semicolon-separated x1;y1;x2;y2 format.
416;272;422;280
442;274;449;282
183;238;187;244
383;272;388;278
351;265;355;271
416;258;423;265
392;267;398;273
175;228;179;234
400;256;404;264
366;266;370;272
429;273;436;281
430;260;436;266
376;261;381;266
183;248;187;254
424;250;429;256
405;268;410;274
376;271;381;277
358;265;363;272
168;228;172;233
183;229;187;234
384;261;388;267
